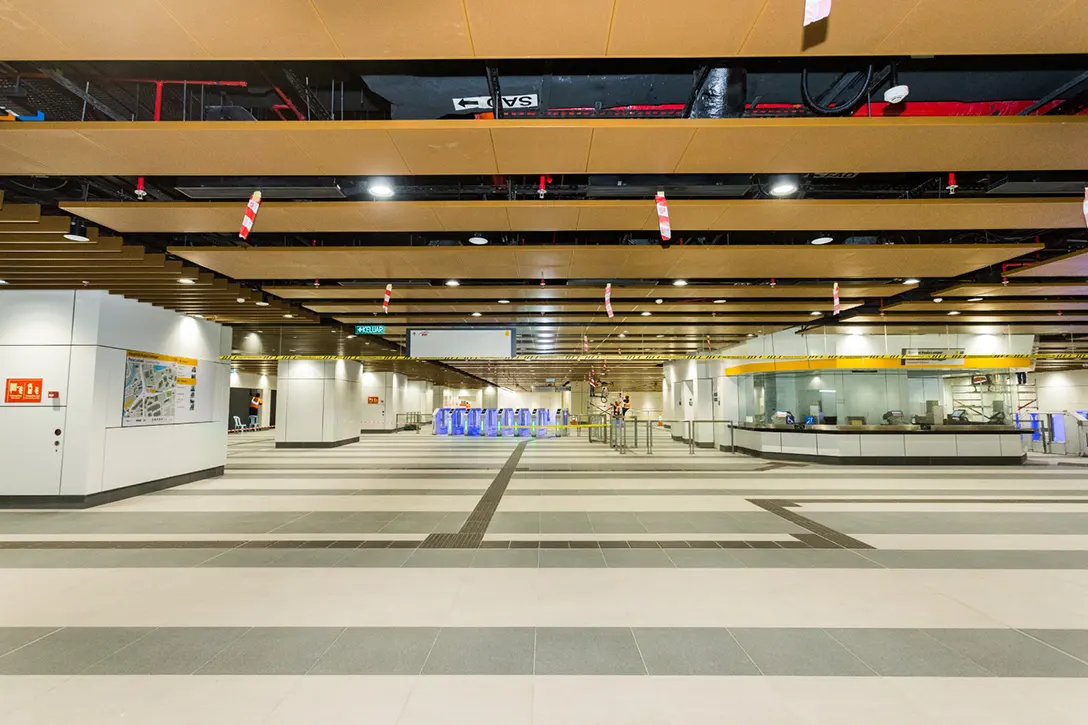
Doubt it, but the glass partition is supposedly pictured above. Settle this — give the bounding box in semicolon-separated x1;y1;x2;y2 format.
736;369;1016;425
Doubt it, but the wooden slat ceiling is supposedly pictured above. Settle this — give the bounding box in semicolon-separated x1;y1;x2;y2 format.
888;301;1088;312
263;283;911;301
937;282;1088;298
5;118;1087;177
1008;249;1088;278
0;0;1081;59
60;198;1086;234
170;244;1040;280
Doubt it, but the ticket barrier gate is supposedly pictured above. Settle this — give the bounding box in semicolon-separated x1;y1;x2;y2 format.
466;408;482;436
433;408;452;435
450;407;467;436
556;409;569;437
535;408;554;437
483;408;499;437
516;408;532;437
499;408;516;437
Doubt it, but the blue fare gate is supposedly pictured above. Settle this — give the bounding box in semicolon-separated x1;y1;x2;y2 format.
517;408;532;437
433;408;452;435
450;407;467;436
466;408;482;436
483;408;499;437
500;408;516;437
535;408;553;437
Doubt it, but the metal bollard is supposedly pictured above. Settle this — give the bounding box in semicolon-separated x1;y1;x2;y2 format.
689;421;695;455
647;419;653;455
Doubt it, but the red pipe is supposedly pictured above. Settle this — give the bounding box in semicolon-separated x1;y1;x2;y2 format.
153;81;163;122
272;86;304;121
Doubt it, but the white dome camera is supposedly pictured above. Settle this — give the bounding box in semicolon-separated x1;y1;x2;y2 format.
884;84;910;104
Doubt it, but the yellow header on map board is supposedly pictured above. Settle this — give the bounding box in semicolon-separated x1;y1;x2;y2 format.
127;350;198;368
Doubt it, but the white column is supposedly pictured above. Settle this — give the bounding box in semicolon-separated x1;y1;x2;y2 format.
275;359;362;448
258;374;274;428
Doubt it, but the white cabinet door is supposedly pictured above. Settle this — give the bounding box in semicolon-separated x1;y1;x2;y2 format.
0;406;66;495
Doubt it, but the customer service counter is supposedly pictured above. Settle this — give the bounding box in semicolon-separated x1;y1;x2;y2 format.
731;424;1025;465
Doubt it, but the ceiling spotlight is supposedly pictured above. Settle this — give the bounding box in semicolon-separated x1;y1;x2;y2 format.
767;175;800;197
283;314;294;319
498;299;510;304
471;312;482;317
810;311;822;316
747;333;756;337
468;235;488;246
903;278;920;285
618;333;626;338
655;298;663;304
947;310;961;316
64;218;90;242
656;334;664;338
255;300;270;307
968;297;984;302
367;178;395;198
236;297;246;303
347;334;356;339
0;280;7;285
445;279;460;287
713;299;726;304
932;297;944;303
190;314;204;319
810;235;834;245
673;280;688;287
178;278;195;285
641;311;652;316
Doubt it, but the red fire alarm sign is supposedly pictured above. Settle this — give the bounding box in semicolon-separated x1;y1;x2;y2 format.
5;378;43;403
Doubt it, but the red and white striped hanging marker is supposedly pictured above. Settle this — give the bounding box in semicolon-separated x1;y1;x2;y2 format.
583;334;589;352
1082;188;1087;227
605;283;614;318
803;0;832;26
238;190;262;240
382;283;393;313
655;190;671;241
833;282;841;316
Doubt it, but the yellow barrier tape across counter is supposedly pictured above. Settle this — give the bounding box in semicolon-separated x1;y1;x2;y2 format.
223;353;1045;362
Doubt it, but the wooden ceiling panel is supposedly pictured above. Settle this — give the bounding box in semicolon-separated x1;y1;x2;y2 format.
289;127;410;176
171;243;1039;281
586;124;695;174
676;125;796;174
1008;249;1088;278
357;203;442;232
432;204;511;233
741;0;919;57
575;204;654;231
309;0;473;58
505;204;582;232
159;0;340;58
464;0;614;57
387;127;497;175
491;124;592;174
1018;0;1088;54
0;204;41;224
938;283;1088;298
889;301;1088;312
607;0;766;57
878;0;1067;56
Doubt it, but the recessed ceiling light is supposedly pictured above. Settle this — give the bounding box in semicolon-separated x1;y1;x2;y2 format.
810;236;834;245
673;280;688;287
618;333;626;338
64;218;90;242
471;312;482;317
283;314;294;318
367;178;395;198
655;298;663;304
190;314;203;319
641;311;651;316
932;297;944;303
468;235;488;245
0;280;7;285
498;299;510;304
445;279;460;287
968;297;984;302
810;311;822;316
255;300;269;307
747;333;756;337
903;278;920;285
767;175;800;197
347;335;355;339
948;310;961;316
713;299;726;304
236;297;246;303
656;334;664;338
178;278;195;285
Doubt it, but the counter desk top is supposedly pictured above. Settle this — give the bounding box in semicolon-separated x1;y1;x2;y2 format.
733;423;1019;435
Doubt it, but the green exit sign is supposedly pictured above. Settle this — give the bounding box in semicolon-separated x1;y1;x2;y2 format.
355;325;386;335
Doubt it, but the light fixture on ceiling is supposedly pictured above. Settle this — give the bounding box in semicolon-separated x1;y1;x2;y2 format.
747;333;756;337
767;175;800;197
346;335;355;339
641;311;651;316
64;218;90;242
655;298;663;304
283;313;294;319
498;299;510;304
190;314;204;319
0;279;7;285
468;234;488;245
713;299;726;304
947;310;961;316
903;278;920;285
255;300;270;307
810;311;822;316
810;235;834;245
178;277;195;285
673;280;688;287
618;333;626;338
471;312;482;317
236;297;246;303
933;297;944;303
366;178;395;198
656;334;664;338
445;279;460;287
968;297;984;302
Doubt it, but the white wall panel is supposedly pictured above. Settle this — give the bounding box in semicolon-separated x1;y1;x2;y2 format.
0;290;75;345
101;422;226;490
0;406;66;495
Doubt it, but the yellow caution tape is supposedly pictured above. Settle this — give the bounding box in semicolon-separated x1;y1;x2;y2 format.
223;353;1057;362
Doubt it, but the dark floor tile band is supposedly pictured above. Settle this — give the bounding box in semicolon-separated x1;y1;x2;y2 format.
749;499;875;550
420;440;530;549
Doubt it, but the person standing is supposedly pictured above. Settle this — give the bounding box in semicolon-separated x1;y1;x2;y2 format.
622;394;631;418
248;393;262;428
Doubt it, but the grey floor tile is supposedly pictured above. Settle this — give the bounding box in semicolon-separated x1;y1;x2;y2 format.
271;512;356;534
404;549;477;567
196;627;344;675
729;628;875;676
538;549;607;568
422;627;535;674
602;548;674;568
861;550;1088;569
380;514;449;534
85;627;249;675
924;628;1088;677
335;549;414;567
267;549;351;567
826;628;993;677
636;514;697;533
0;628;59;657
540;513;594;534
0;627;154;675
633;628;760;675
432;513;469;533
197;548;283;567
732;549;882;568
471;549;539;568
664;549;744;568
535;627;646;675
310;627;440;675
487;513;541;534
1025;630;1088;662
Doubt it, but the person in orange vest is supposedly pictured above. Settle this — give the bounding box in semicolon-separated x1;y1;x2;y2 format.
622;394;631;418
249;393;262;428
